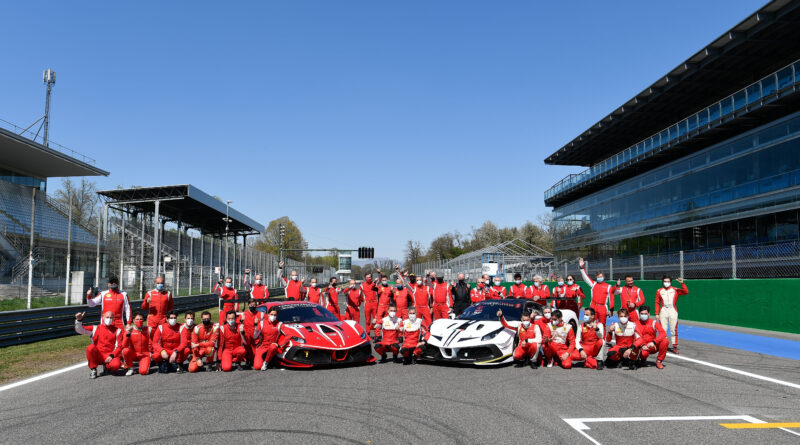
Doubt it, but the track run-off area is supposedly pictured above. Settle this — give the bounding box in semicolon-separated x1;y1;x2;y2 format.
1;318;799;445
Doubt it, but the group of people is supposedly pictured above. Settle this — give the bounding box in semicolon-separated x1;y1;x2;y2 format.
75;258;688;377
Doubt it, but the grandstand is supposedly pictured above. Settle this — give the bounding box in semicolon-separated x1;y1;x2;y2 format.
0;123;108;299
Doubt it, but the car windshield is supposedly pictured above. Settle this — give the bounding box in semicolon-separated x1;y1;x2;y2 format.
259;303;340;323
458;300;528;321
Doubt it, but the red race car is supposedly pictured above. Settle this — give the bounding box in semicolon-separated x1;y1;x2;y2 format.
258;301;375;368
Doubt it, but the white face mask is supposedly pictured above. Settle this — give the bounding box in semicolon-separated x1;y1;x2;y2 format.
311;283;317;288
351;284;357;288
521;320;531;328
185;319;194;326
557;281;564;286
533;282;541;288
227;319;235;327
544;312;551;320
225;282;233;288
619;316;628;324
639;313;649;321
584;315;592;322
493;281;501;286
381;281;388;286
567;280;574;285
168;318;177;326
291;275;298;281
103;317;113;326
255;279;262;285
268;315;276;323
596;277;604;283
408;314;417;321
515;280;522;285
551;319;559;326
663;281;671;288
388;311;397;318
416;280;423;285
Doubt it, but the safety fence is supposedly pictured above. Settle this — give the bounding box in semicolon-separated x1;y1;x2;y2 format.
0;287;286;348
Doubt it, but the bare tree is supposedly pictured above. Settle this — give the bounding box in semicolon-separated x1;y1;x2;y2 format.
52;178;100;229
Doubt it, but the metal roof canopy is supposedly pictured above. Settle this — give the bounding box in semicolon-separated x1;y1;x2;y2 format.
0;127;108;178
97;184;262;237
545;0;800;167
443;239;554;266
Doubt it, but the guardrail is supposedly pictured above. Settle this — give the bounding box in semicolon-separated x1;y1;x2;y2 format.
0;287;286;348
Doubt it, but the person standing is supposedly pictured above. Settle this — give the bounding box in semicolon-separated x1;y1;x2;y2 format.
470;278;490;303
86;276;131;331
374;274;394;328
488;277;507;299
324;277;342;319
410;278;433;327
393;279;413;320
213;276;239;321
140;276;173;337
305;278;323;305
508;273;528;299
655;276;689;354
361;273;379;336
431;277;452;320
578;258;615;326
615;275;645;323
451;274;471;315
343;279;365;323
558;275;585;313
528;275;551;307
277;261;305;301
245;271;270;301
74;310;124;379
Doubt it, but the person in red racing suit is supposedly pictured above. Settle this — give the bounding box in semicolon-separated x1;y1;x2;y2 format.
498;309;542;368
579;258;615;326
375;304;403;363
278;261;305;301
410;280;433;328
361;273;379;336
571;307;605;370
508;273;529;299
151;310;188;373
543;310;576;369
614;275;645;323
121;311;152;376
399;307;429;365
343;279;365;323
140;276;173;338
189;311;218;373
633;305;668;369
74;310;124;378
218;310;247;372
253;306;287;370
605;308;638;369
431;278;452;320
213;277;239;322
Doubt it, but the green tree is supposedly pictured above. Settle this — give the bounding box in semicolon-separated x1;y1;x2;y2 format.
254;216;305;261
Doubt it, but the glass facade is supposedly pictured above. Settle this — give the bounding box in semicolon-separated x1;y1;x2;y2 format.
553;112;800;257
545;59;800;201
0;167;46;191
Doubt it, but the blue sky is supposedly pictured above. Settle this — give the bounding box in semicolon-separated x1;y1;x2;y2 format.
0;0;765;261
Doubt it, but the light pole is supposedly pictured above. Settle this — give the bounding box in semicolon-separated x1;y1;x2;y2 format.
223;200;231;278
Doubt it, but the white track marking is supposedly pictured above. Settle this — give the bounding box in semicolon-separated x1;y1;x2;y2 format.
667;352;800;390
564;415;765;445
0;362;85;393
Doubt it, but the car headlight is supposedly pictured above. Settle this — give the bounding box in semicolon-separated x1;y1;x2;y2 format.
291;336;306;344
481;329;503;342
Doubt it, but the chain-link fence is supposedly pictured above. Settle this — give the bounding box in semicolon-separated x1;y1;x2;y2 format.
554;241;800;281
0;181;332;309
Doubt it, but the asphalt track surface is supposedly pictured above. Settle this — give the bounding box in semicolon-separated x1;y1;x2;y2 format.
1;315;799;444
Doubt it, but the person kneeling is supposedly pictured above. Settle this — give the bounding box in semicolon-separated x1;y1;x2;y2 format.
254;307;285;370
543;310;576;369
399;307;428;365
605;308;638;369
570;307;605;370
498;309;541;368
218;310;247;372
374;304;402;363
189;311;218;372
122;311;152;376
633;305;669;369
74;311;123;379
151;310;187;373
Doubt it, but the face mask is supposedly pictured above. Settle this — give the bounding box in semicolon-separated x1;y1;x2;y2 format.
596;277;604;283
134;320;144;328
408;314;417;321
663;281;671;288
202;319;211;326
416;280;423;286
619;316;628;324
291;275;298;281
381;281;388;286
534;282;541;288
584;315;592;323
186;318;194;326
109;284;118;290
225;282;233;288
268;315;276;323
168;318;177;326
478;283;485;288
557;281;564;286
249;306;257;313
255;280;262;285
551;319;559;326
351;284;357;289
227;319;235;327
515;280;522;285
397;285;403;290
494;281;501;286
388;311;397;318
458;279;465;283
311;283;317;288
366;278;372;283
156;283;165;291
521;320;531;328
104;317;113;326
544;312;551;320
567;280;574;285
639;313;649;321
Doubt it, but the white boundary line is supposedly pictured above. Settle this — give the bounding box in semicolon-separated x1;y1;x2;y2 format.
0;362;85;393
667;352;800;390
563;415;766;445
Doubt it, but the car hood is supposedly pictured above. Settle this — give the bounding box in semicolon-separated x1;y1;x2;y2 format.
282;320;367;350
428;319;511;348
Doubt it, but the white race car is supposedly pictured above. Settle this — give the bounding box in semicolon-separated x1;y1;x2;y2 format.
420;299;579;366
